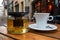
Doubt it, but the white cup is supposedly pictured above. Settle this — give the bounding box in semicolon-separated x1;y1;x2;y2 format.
34;13;53;28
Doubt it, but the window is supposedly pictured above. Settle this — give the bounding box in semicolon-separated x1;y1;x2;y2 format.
15;1;19;12
21;2;24;12
15;4;19;12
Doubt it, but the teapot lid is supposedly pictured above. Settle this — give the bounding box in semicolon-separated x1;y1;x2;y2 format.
8;12;28;17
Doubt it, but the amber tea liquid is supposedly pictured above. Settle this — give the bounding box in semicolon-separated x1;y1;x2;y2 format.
7;18;28;34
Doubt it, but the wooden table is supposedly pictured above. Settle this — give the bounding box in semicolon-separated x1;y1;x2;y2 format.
8;32;58;40
7;23;60;40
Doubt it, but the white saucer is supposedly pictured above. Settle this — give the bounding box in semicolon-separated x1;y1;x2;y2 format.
28;23;57;31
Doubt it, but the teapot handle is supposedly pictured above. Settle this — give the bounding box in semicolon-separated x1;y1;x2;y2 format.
48;16;53;21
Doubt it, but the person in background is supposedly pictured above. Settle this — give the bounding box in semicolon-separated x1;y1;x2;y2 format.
35;1;40;13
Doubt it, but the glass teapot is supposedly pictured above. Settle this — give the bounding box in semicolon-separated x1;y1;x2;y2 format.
8;12;29;34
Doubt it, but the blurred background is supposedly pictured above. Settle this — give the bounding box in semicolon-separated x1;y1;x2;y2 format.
0;0;59;24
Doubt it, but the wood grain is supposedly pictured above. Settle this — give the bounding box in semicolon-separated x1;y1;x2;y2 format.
7;23;60;40
8;32;58;40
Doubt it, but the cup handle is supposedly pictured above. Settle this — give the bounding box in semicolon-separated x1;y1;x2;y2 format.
48;16;53;21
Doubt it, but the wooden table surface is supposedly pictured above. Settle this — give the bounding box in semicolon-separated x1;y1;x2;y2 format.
8;32;58;40
7;22;60;40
